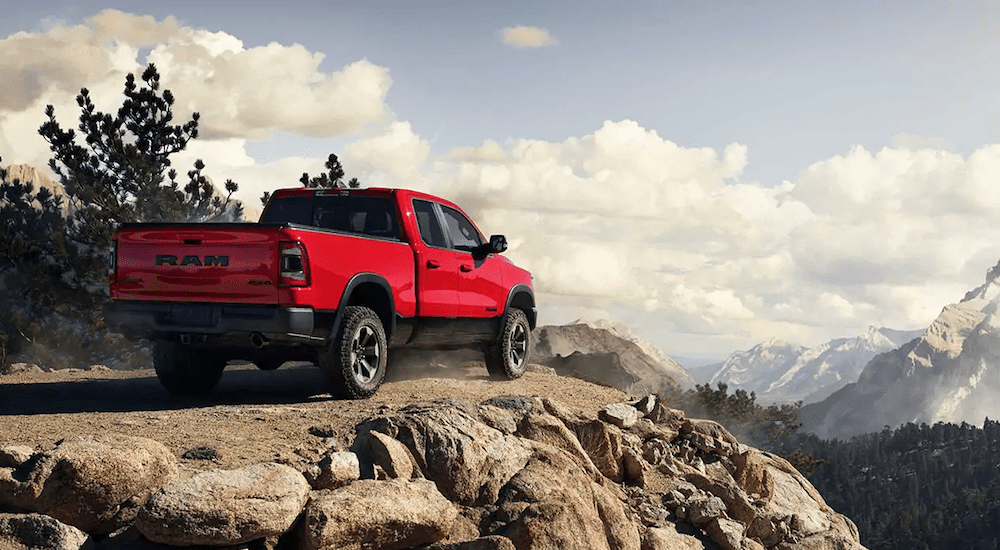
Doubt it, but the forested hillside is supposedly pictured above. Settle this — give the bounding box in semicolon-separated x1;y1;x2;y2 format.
780;421;1000;550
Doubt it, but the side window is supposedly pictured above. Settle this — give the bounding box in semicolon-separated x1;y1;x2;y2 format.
412;199;447;248
440;205;484;252
313;196;400;240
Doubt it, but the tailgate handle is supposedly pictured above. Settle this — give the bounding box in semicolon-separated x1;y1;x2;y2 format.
426;260;440;269
184;239;202;245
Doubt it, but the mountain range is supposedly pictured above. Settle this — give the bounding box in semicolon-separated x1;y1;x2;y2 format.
701;326;922;405
803;261;1000;439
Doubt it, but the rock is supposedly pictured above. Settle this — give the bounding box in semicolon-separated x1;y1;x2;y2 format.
601;402;641;429
136;462;309;546
646;401;686;427
681;419;741;456
427;535;516;549
355;400;533;506
0;435;177;534
634;394;658;416
687;495;726;527
541;351;648;395
0;446;34;468
733;450;863;549
181;445;221;461
0;513;90;550
641;524;708;550
366;430;417;480
570;419;626;482
514;410;599;477
495;448;641;550
477;404;520;435
307;451;361;490
301;478;456;550
706;517;752;550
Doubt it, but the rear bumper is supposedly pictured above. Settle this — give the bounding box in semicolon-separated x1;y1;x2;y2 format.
103;300;319;343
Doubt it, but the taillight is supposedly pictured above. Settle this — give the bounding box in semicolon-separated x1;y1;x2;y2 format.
280;241;310;287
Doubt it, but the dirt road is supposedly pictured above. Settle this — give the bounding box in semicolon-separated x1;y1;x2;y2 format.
0;356;628;475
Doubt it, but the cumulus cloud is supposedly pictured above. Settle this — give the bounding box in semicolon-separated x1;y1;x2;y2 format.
500;26;560;48
0;9;392;170
338;118;1000;356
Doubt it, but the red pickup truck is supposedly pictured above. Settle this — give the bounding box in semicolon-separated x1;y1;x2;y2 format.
104;187;536;398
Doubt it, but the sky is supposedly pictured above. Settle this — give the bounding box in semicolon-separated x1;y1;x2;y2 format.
3;1;1000;364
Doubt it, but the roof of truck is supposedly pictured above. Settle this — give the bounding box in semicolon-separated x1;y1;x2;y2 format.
269;187;464;211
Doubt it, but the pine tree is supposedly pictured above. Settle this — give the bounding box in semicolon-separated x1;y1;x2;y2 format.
261;152;362;206
36;62;239;289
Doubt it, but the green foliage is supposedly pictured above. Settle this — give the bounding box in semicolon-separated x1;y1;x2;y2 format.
0;63;241;368
787;420;1000;550
669;382;803;445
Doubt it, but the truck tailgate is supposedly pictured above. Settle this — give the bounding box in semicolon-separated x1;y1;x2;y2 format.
112;225;280;304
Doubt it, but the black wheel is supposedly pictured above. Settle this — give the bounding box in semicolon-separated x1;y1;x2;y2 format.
152;340;226;395
319;306;388;399
485;308;531;380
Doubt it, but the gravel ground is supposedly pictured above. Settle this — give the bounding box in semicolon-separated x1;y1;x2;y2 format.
0;353;629;476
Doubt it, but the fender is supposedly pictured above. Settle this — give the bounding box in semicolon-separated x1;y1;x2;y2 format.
504;284;537;329
332;273;397;338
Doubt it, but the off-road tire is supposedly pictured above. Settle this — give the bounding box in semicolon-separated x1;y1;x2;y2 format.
319;306;388;399
485;308;531;380
152;340;226;395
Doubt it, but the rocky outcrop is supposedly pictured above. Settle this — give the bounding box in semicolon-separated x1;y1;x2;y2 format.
532;323;696;394
136;462;310;546
0;396;864;549
0;435;177;534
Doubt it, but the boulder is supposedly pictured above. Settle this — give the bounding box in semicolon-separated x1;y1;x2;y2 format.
301;478;456;550
0;513;90;550
514;410;599;477
494;448;641;550
365;430;418;480
570;419;626;482
641;524;708;550
136;462;310;546
306;451;361;490
0;435;177;534
600;402;641;429
355;400;533;506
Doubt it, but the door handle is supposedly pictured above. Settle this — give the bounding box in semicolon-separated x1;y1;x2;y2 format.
426;260;440;269
460;265;473;272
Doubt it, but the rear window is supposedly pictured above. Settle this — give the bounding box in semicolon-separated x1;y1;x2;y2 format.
260;194;400;240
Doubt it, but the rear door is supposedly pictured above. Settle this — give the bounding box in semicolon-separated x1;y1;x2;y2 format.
411;199;461;317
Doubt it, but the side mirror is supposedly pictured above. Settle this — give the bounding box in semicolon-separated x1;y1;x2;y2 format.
472;235;507;259
489;234;508;254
